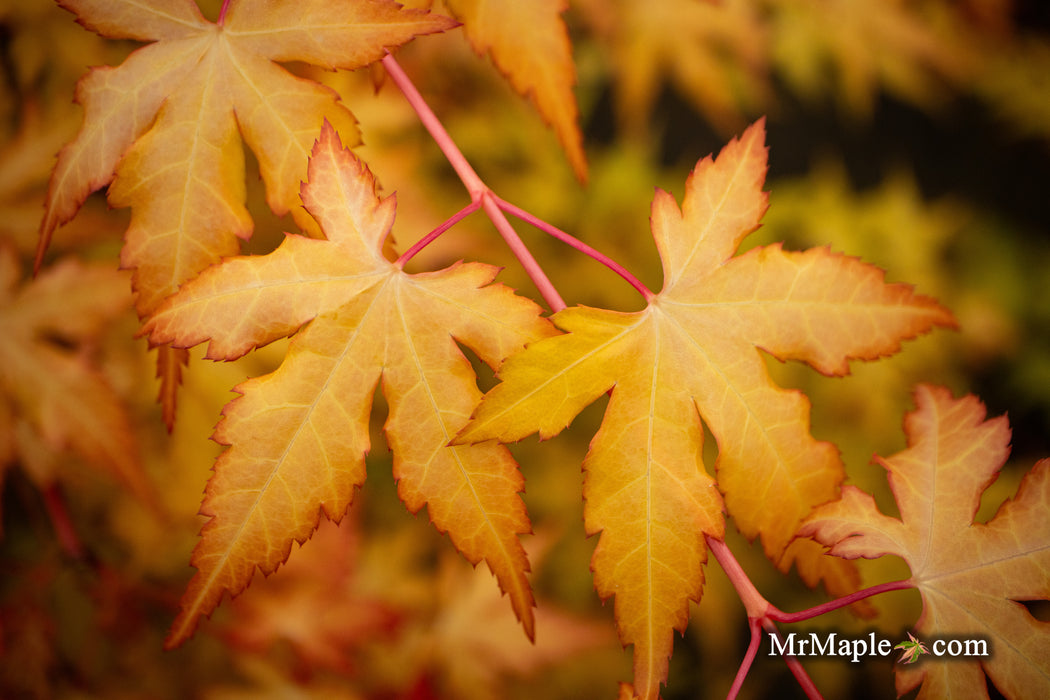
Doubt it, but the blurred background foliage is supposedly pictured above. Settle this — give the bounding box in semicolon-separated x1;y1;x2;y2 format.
1;0;1048;698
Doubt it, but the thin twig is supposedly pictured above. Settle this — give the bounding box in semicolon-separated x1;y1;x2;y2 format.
381;53;566;311
768;579;914;623
726;617;765;700
762;619;824;700
396;200;482;267
494;195;654;301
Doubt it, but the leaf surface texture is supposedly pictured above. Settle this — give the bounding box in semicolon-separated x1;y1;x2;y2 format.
458;119;956;698
45;0;453;316
147;125;556;647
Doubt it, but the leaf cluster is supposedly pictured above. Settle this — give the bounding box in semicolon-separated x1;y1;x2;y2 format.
3;1;1049;699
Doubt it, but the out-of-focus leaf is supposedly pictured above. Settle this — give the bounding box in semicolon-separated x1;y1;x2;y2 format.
803;385;1050;699
575;0;770;138
0;244;150;508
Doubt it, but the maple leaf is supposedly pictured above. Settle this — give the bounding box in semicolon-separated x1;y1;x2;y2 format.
894;631;929;665
0;244;151;507
575;0;770;138
41;0;453;312
38;0;455;425
444;0;587;181
801;384;1050;699
143;123;557;648
456;119;955;699
423;541;615;700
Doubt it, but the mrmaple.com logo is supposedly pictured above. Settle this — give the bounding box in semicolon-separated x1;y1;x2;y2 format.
768;630;990;664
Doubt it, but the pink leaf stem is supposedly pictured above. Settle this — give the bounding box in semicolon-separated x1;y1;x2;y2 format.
708;535;830;699
381;53;565;311
493;195;654;301
762;618;824;700
381;55;485;197
396;200;482;267
707;536;769;619
768;579;914;623
481;197;567;311
726;617;765;700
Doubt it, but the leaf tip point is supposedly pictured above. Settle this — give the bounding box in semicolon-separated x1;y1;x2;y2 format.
315;118;342;150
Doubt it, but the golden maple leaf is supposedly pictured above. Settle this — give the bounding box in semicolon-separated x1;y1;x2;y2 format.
41;0;453;314
143;123;557;648
574;0;770;139
770;0;974;115
444;0;587;181
456;119;955;699
802;384;1050;699
39;0;454;426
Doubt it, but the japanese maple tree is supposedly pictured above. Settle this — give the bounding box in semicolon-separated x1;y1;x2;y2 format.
7;0;1049;698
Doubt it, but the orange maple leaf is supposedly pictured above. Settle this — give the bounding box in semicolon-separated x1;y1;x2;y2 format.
444;0;587;181
456;119;955;699
801;384;1050;699
144;123;557;648
41;0;453;314
0;244;150;508
39;0;454;426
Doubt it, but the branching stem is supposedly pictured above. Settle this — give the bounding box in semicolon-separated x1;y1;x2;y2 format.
386;48;907;700
381;53;655;311
764;618;824;700
726;617;765;700
494;195;654;301
707;535;769;618
381;53;565;311
708;535;913;698
396;200;482;268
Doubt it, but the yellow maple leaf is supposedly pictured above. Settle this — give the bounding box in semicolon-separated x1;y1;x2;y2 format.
144;123;557;648
456;119;955;699
0;244;150;509
41;0;453;316
575;0;770;139
38;0;454;429
802;384;1050;699
770;0;974;115
444;0;587;181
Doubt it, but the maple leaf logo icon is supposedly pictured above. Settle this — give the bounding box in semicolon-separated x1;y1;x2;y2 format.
894;632;930;664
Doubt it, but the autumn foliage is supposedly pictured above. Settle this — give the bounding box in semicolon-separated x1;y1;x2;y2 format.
3;1;1050;699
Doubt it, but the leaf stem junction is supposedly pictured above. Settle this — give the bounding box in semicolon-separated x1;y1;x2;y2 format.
381;53;654;310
